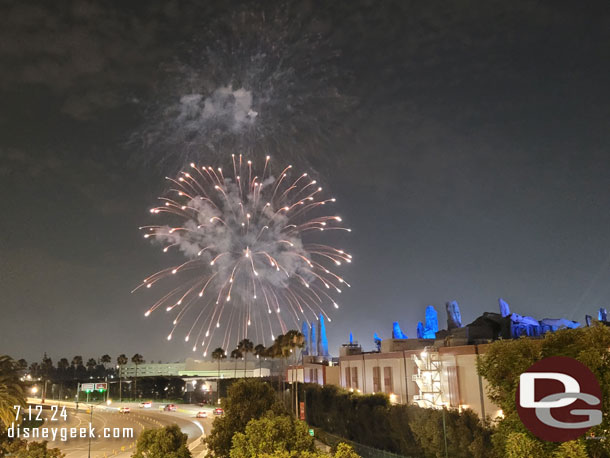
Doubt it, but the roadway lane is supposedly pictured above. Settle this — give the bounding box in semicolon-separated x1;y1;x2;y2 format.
32;401;214;458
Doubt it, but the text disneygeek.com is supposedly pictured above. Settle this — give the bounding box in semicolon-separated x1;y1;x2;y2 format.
9;405;134;442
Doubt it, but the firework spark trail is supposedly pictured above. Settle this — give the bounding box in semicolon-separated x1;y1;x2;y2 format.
134;155;350;354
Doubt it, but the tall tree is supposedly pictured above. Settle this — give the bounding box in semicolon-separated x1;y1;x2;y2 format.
56;358;70;399
100;354;111;369
204;379;280;457
57;358;69;373
266;336;284;392
211;348;226;404
230;349;243;379
117;354;128;401
86;358;97;372
41;353;53;376
0;356;25;429
267;331;304;398
40;353;54;401
282;330;305;415
71;355;83;379
131;354;144;400
237;339;254;375
254;344;266;377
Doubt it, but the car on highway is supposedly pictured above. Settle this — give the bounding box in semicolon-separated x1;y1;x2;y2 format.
118;407;131;414
163;404;177;412
213;407;224;416
195;411;208;418
139;401;152;408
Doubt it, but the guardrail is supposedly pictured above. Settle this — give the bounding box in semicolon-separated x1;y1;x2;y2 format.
313;428;414;458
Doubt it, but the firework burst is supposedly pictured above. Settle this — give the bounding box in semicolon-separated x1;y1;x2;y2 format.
134;155;351;354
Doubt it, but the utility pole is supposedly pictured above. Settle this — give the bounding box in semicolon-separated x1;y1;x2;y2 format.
88;400;111;458
118;365;122;402
88;405;94;458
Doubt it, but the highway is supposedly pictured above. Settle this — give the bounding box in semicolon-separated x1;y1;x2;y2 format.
30;400;214;458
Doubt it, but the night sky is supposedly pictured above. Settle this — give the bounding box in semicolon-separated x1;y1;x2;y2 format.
1;0;609;363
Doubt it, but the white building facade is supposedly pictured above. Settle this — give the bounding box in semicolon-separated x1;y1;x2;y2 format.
338;340;502;420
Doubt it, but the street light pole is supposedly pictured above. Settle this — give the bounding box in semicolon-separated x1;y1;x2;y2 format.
88;405;93;458
441;406;448;458
88;399;111;458
118;365;122;402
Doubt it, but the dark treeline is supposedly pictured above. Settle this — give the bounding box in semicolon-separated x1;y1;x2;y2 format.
20;353;129;380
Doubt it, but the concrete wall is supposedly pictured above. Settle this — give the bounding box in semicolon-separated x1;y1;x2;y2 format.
286;363;340;386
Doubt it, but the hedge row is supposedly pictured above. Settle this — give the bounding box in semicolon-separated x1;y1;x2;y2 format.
303;384;494;458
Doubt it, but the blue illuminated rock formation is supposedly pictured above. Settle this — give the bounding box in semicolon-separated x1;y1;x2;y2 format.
446;301;462;329
507;313;579;337
318;314;329;356
539;318;580;332
373;333;382;351
301;321;310;355
387;298;586;345
416;322;424;339
599;308;608;321
499;298;511;317
392;321;407;339
310;322;317;356
423;305;439;338
586;315;593;326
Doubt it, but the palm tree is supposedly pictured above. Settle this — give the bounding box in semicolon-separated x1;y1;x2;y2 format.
230;349;243;379
40;353;54;401
285;330;305;361
0;356;25;429
86;358;97;373
237;339;254;376
41;353;53;376
117;354;128;402
57;358;69;372
283;330;305;415
131;354;144;400
266;336;284;392
100;354;111;370
71;356;83;379
254;344;266;377
211;348;226;404
268;331;304;410
56;358;69;400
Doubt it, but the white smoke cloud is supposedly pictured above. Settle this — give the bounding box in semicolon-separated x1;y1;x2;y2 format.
176;86;258;140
